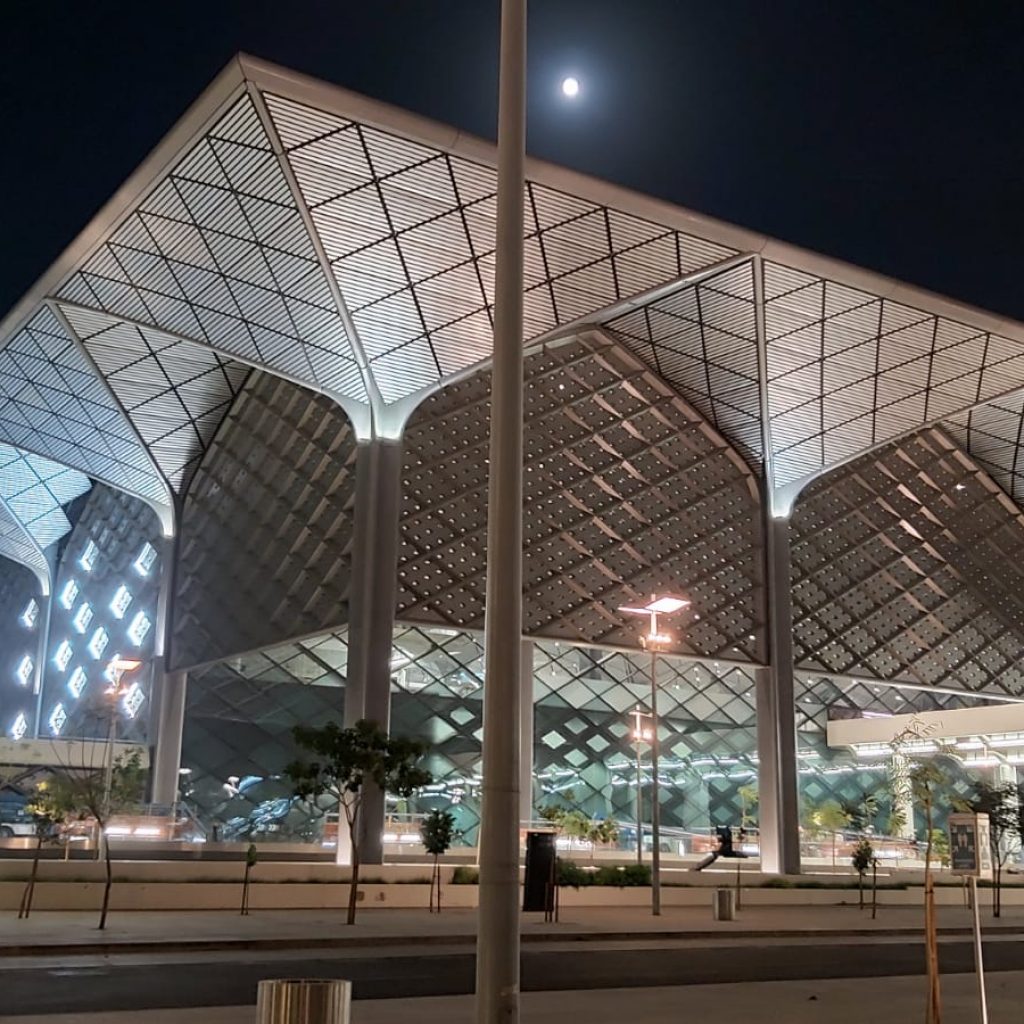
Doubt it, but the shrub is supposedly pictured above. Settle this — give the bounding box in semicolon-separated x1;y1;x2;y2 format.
451;866;479;885
557;859;592;888
593;864;651;887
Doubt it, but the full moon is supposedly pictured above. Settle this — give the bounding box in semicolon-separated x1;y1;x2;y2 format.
561;77;580;98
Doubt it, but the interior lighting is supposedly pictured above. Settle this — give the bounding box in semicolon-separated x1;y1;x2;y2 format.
127;611;151;646
561;76;580;98
133;542;158;577
79;540;99;573
67;666;87;699
10;712;28;741
48;703;67;736
20;599;39;629
110;584;133;620
122;682;145;719
88;627;110;659
72;602;94;634
54;640;73;672
15;655;33;687
59;580;79;610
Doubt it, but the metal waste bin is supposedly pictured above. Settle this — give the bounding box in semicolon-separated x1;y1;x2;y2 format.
256;979;351;1024
713;887;736;921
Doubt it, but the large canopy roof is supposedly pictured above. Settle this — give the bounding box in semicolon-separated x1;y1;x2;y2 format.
3;53;1024;582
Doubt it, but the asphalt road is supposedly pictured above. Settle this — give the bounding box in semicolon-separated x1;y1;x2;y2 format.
3;939;1022;1016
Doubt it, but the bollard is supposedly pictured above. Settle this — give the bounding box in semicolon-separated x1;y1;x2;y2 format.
256;980;351;1024
713;887;736;921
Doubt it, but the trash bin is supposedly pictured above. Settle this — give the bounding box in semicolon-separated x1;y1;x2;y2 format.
256;979;351;1024
713;887;736;921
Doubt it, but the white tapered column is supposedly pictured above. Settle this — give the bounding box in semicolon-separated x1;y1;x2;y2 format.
476;1;526;1021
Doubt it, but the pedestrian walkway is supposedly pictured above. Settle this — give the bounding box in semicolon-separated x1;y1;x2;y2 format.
0;972;1018;1024
2;902;1021;956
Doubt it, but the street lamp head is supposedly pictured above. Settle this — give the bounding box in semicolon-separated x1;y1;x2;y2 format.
619;595;689;616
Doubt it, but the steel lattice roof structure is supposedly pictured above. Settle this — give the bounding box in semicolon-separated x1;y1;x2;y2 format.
5;53;1024;578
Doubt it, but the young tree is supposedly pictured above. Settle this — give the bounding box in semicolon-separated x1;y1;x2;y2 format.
240;843;258;916
808;800;851;868
583;817;620;862
852;837;874;911
53;748;146;930
420;809;457;912
959;780;1017;918
286;719;431;925
18;779;73;920
737;783;759;829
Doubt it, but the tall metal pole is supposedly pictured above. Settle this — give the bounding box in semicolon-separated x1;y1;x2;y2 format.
635;743;643;865
476;1;526;1023
649;648;661;915
970;875;989;1024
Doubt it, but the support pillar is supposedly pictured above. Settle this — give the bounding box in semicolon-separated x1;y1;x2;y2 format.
344;440;403;866
756;515;801;875
150;670;188;806
149;531;188;807
519;639;534;825
31;588;53;739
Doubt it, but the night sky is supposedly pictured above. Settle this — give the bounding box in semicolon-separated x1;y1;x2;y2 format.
4;1;1024;321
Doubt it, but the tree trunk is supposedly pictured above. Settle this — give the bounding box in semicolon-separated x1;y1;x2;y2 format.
994;862;1001;919
241;863;251;916
18;836;43;920
832;833;837;869
98;833;113;931
858;871;863;910
347;851;361;926
871;861;877;920
735;856;742;911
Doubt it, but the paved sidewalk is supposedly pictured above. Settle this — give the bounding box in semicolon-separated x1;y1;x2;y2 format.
0;973;1017;1024
2;902;1022;955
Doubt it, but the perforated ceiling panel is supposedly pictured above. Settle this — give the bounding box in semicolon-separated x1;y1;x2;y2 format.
61;305;251;492
945;395;1024;507
261;91;737;404
792;427;1024;697
399;335;764;660
57;95;368;404
0;308;168;508
171;372;358;671
764;261;1024;487
602;260;762;469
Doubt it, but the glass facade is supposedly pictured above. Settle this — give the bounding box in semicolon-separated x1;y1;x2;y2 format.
179;622;1005;846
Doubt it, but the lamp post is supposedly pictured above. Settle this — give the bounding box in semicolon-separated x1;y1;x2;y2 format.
102;657;141;818
620;595;689;916
477;1;526;1023
630;706;653;865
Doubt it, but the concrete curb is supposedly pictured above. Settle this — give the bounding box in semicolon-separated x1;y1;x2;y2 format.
4;923;1024;958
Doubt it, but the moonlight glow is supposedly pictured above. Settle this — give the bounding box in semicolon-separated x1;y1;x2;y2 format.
561;77;580;98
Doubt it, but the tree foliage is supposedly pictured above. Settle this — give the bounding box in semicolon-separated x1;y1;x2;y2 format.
286;719;431;924
51;747;146;930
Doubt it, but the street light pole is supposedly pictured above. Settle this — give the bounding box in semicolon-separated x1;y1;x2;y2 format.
648;645;662;915
630;706;651;866
476;2;526;1023
619;596;689;918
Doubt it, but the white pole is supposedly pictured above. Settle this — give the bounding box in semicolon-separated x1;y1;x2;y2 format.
476;1;526;1022
636;742;643;866
970;876;989;1024
649;648;661;915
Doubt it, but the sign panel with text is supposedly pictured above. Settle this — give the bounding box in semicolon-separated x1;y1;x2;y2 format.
948;812;993;879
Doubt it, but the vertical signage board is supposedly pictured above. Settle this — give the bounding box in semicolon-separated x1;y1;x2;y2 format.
948;813;993;880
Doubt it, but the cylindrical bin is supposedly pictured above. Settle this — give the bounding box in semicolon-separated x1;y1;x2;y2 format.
256;979;351;1024
713;887;736;921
